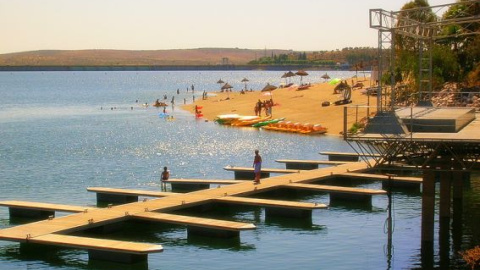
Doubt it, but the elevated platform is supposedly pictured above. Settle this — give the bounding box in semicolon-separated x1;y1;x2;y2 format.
396;107;475;133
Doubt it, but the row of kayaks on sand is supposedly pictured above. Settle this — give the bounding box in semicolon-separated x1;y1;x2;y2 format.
214;114;327;135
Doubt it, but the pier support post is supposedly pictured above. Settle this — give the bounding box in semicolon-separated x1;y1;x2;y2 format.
439;171;451;219
421;170;435;268
171;183;210;192
96;193;138;205
452;171;464;253
285;163;318;170
234;171;269;180
265;207;311;218
88;249;147;264
439;171;452;268
9;208;54;220
187;226;239;238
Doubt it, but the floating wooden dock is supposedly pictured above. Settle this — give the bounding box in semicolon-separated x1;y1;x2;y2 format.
0;159;397;264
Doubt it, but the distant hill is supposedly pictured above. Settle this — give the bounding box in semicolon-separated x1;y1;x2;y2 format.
0;48;294;66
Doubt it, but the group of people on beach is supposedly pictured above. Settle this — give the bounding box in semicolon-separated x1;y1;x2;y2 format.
255;99;274;117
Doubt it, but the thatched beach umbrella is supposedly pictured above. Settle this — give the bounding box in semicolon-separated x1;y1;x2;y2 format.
284;71;296;84
295;70;309;84
221;82;233;98
321;73;330;82
221;83;233;91
217;79;225;84
334;81;351;94
261;83;277;92
241;78;249;90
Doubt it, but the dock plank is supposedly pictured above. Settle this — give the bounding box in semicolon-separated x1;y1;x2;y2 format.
132;212;255;231
87;187;179;197
337;172;423;183
214;196;327;209
0;200;93;213
275;159;355;165
283;183;387;195
31;234;163;254
163;179;246;185
223;166;300;174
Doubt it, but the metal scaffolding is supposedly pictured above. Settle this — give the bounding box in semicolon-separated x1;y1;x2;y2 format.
344;1;480;170
369;0;480;111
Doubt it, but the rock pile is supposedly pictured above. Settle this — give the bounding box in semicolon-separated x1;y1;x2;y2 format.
431;83;480;110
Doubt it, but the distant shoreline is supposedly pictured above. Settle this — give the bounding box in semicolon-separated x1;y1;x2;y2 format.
0;65;352;72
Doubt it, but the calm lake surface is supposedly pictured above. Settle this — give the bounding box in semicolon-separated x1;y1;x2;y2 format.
0;71;478;270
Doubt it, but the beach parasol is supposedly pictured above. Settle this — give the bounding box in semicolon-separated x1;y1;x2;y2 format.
321;73;330;82
285;71;296;84
241;77;249;90
261;83;277;92
286;71;296;77
221;83;233;91
221;82;233;98
295;70;309;84
334;81;351;94
217;79;225;84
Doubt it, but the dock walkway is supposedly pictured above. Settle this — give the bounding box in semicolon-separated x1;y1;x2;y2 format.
0;160;372;263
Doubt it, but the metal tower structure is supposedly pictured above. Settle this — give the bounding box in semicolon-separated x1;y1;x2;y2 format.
346;1;480;169
369;0;480;110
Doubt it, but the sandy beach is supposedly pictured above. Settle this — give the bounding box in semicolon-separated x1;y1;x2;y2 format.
183;76;377;135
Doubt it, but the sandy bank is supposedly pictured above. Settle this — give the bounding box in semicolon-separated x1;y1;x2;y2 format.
182;77;377;135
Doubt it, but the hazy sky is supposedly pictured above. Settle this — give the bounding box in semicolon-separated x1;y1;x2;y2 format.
0;0;455;54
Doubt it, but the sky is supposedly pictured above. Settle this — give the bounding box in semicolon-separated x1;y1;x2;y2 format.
0;0;456;54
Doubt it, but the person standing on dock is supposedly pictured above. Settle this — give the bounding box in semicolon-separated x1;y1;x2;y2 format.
161;166;170;190
253;150;262;184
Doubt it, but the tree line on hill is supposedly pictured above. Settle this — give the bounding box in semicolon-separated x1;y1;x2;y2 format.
247;47;378;70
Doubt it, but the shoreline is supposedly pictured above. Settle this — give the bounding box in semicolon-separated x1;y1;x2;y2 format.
182;77;377;135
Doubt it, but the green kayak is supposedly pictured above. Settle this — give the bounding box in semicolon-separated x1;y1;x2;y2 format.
252;118;285;128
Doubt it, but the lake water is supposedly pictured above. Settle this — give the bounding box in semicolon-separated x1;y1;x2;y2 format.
0;71;478;270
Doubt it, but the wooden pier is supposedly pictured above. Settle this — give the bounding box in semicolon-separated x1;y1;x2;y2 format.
1;156;437;264
0;160;384;264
